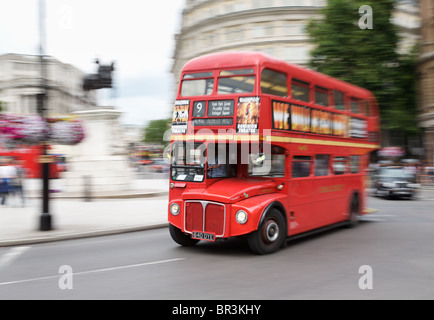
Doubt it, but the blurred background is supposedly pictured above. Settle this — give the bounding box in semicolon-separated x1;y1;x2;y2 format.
1;0;432;188
1;0;434;300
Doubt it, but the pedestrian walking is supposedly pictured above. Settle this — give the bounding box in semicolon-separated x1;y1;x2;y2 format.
9;160;26;206
0;161;7;205
0;158;17;206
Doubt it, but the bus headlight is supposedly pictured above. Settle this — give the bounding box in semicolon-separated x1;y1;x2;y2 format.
170;203;180;216
236;210;248;224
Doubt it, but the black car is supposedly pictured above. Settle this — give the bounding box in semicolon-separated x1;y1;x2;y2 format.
372;167;419;199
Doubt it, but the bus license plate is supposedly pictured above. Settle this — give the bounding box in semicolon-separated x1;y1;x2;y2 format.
192;231;215;242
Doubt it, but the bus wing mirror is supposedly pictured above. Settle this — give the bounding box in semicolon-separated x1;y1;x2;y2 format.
252;153;266;165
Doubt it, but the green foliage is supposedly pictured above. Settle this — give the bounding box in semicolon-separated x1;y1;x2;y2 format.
143;119;171;146
307;0;420;134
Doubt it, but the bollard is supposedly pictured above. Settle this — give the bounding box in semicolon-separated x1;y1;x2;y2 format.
84;175;92;202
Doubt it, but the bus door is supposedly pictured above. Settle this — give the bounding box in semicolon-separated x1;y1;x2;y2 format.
288;155;314;233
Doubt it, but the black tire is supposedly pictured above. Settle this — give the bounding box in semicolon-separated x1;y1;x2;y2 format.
347;195;360;228
248;208;286;255
169;224;199;246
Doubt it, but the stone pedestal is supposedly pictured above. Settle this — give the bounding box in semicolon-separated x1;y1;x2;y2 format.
62;107;133;193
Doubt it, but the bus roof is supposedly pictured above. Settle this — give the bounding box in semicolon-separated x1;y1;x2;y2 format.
182;51;373;99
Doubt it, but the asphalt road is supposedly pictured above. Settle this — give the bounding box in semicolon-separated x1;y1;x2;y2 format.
1;190;434;300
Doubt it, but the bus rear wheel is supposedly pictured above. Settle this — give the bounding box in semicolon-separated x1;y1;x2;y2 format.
347;195;360;228
248;209;286;255
169;224;199;246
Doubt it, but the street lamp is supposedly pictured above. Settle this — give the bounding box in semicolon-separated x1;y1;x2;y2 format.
38;0;51;231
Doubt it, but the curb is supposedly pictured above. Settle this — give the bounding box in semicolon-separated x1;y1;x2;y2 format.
0;223;169;247
26;191;169;200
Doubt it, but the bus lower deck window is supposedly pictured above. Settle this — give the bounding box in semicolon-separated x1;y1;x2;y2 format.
315;155;330;176
351;156;360;174
292;156;312;178
248;153;285;177
333;157;348;175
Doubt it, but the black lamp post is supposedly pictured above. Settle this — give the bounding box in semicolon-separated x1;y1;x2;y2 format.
38;0;51;231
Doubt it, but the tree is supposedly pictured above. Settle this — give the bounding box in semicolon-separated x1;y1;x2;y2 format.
143;119;171;146
307;0;420;135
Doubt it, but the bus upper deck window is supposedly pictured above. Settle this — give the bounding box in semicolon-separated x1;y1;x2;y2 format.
350;98;370;116
351;98;361;114
362;100;369;116
334;90;345;110
181;72;214;97
291;79;310;102
218;69;255;95
261;69;288;97
315;86;329;106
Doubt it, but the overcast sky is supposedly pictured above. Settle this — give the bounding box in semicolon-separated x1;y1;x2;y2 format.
0;0;185;125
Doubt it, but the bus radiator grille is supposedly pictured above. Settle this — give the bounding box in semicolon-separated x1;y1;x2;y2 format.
185;201;225;237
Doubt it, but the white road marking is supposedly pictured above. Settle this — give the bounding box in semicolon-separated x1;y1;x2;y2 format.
0;246;31;271
370;215;397;217
0;258;186;287
360;214;397;222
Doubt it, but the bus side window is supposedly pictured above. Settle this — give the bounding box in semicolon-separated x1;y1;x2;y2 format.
291;79;310;102
362;100;369;116
315;155;330;176
333;156;347;175
292;156;312;178
314;86;329;107
261;69;288;97
334;90;345;111
350;98;359;114
351;155;360;174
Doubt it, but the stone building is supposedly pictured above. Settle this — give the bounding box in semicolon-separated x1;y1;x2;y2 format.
172;0;421;91
0;53;96;115
418;0;434;165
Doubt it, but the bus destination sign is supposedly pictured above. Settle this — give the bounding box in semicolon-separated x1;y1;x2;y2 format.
207;100;235;117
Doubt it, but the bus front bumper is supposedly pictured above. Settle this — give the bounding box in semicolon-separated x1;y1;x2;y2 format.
168;199;258;241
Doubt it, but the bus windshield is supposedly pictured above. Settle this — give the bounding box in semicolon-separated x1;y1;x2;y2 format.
206;143;237;179
171;142;206;182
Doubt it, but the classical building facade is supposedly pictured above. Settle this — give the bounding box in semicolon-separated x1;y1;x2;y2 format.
172;0;421;89
418;0;434;165
0;53;97;116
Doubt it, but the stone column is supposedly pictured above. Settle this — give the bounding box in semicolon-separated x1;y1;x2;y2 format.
63;106;133;193
418;0;434;166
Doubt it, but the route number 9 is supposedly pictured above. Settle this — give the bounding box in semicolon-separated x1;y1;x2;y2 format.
193;101;206;117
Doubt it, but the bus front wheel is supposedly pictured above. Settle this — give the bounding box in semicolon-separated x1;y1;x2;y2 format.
248;208;286;255
169;224;199;246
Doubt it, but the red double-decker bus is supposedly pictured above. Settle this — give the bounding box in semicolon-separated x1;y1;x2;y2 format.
168;52;380;254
